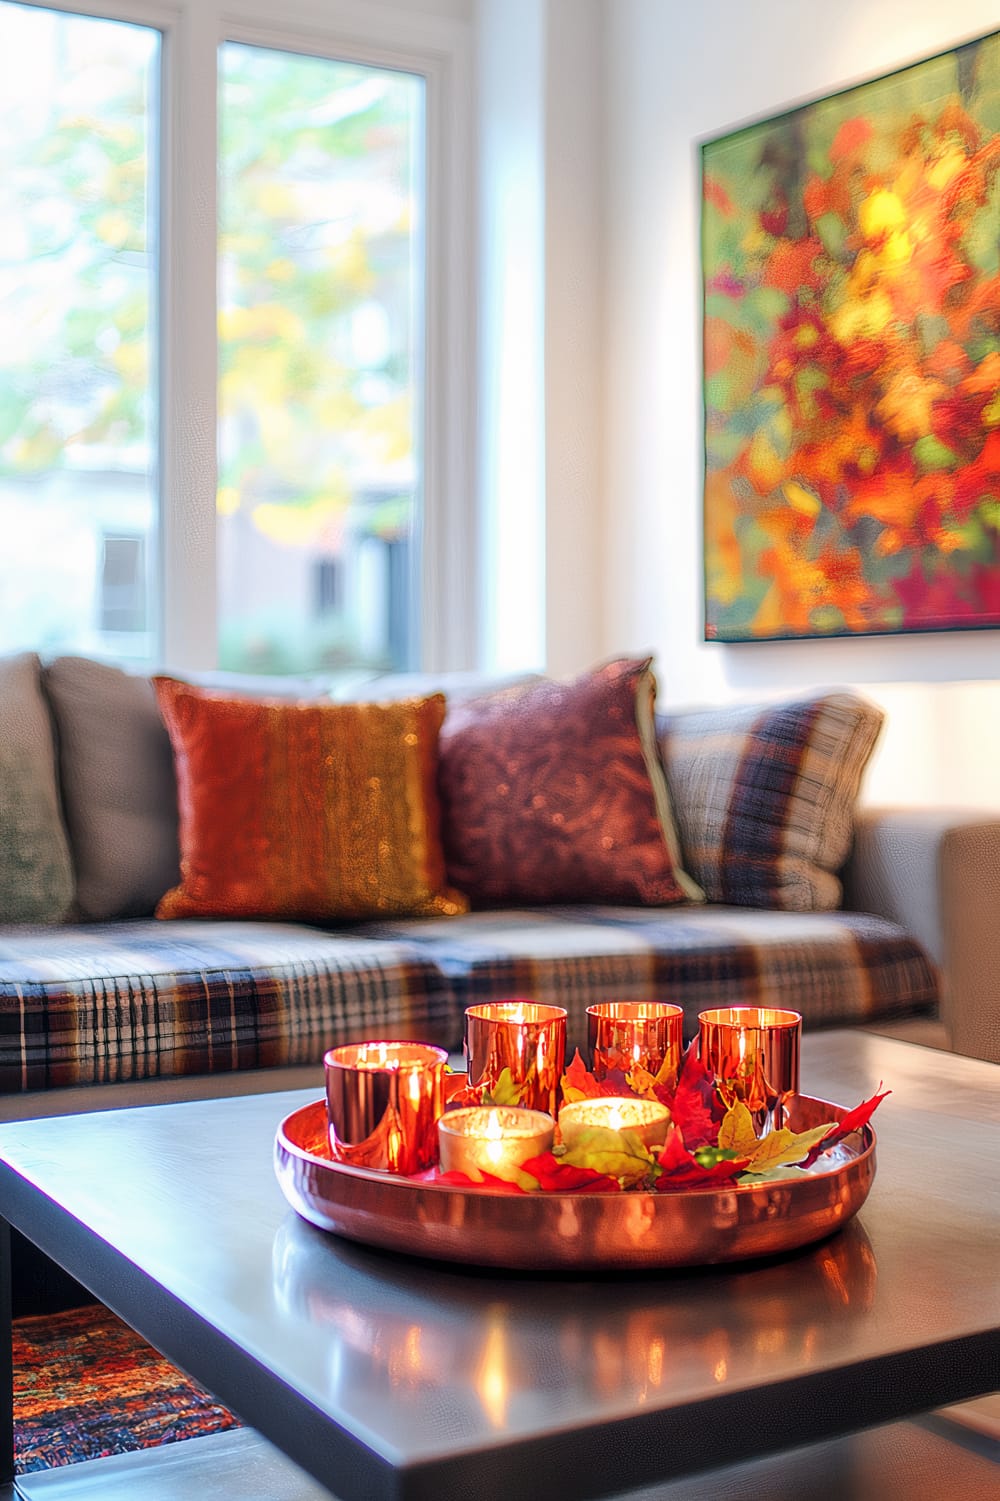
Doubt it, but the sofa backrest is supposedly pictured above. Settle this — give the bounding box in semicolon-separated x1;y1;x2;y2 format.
35;655;539;923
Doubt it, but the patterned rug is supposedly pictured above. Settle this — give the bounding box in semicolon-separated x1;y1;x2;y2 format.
14;1303;240;1473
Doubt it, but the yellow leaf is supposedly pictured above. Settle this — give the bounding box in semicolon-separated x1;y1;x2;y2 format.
743;1122;837;1174
625;1062;660;1098
718;1101;759;1157
560;1126;658;1189
484;1068;527;1108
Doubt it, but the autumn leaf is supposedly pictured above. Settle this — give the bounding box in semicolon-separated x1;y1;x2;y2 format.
655;1041;724;1149
482;1067;529;1108
717;1101;759;1158
740;1122;838;1177
520;1151;621;1193
799;1086;891;1167
655;1126;748;1191
561;1051;639;1102
558;1126;661;1190
626;1061;660;1097
433;1168;529;1193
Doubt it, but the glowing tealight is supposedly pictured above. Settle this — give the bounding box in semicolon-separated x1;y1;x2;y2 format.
438;1106;555;1182
558;1096;670;1151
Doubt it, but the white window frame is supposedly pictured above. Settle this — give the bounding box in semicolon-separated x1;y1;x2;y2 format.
15;0;476;673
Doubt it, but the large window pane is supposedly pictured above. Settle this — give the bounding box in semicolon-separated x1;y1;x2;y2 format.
0;3;159;661
218;43;425;675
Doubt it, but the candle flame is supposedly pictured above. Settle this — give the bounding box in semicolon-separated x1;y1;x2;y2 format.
484;1110;505;1165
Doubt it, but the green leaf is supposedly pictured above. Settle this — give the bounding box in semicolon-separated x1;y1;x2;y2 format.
560;1126;660;1189
482;1068;528;1108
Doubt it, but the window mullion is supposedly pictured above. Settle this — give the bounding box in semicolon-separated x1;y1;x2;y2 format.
159;3;220;670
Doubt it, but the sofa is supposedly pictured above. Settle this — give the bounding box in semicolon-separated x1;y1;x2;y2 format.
1;650;997;1133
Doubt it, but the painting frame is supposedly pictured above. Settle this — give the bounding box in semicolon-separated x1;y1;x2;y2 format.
700;31;1000;644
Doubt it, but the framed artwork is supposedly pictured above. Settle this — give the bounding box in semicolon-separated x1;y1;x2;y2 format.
700;31;1000;642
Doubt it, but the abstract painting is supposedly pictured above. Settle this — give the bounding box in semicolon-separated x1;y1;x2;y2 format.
701;32;1000;642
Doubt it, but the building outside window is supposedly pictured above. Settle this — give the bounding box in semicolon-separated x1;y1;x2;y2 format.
0;0;469;677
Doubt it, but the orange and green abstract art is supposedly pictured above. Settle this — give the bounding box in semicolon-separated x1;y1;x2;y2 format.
701;32;1000;642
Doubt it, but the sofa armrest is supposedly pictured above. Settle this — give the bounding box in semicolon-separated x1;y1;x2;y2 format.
842;808;1000;1064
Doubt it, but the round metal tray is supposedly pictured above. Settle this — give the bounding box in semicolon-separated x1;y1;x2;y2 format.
273;1093;876;1271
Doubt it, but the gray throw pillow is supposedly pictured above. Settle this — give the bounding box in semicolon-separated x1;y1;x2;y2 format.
0;652;75;922
44;656;180;920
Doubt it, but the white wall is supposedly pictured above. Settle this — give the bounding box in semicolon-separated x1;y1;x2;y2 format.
475;0;604;677
598;0;1000;808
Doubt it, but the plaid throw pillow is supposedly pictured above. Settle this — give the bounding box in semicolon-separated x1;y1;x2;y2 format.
657;693;884;911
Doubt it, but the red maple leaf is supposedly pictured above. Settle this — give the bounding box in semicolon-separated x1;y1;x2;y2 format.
432;1168;528;1193
654;1127;748;1191
654;1040;724;1149
520;1151;621;1193
561;1049;605;1100
800;1086;891;1167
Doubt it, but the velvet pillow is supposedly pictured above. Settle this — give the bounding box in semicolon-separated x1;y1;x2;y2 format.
153;679;467;922
437;657;702;907
657;692;884;911
0;653;75;923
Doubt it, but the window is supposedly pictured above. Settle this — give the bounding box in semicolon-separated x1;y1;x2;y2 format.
0;4;158;662
0;1;471;676
217;43;423;674
99;535;146;632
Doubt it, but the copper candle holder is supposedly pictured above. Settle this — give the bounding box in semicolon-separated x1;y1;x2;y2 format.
558;1096;671;1150
324;1041;447;1175
464;1001;567;1116
587;1001;684;1089
437;1106;555;1182
698;1006;802;1135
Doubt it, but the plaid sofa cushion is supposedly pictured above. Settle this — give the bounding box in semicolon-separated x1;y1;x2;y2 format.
0;922;457;1093
348;905;938;1056
657;693;884;911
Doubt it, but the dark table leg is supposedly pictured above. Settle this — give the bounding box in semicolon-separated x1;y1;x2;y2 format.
0;1218;14;1488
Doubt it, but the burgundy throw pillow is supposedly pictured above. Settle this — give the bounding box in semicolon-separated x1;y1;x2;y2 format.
437;658;702;907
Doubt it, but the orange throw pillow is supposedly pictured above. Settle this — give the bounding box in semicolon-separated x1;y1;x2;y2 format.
153;679;467;922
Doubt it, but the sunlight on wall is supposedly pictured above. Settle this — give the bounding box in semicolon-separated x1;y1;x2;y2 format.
863;682;1000;809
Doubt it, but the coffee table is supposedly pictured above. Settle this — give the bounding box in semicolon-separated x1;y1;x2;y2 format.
1;1032;997;1500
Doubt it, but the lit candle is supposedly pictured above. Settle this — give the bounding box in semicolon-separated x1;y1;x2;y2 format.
586;1001;684;1089
437;1106;555;1182
324;1041;447;1175
464;1001;567;1116
558;1096;670;1150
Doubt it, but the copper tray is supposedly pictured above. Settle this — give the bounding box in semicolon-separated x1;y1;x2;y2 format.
273;1093;876;1271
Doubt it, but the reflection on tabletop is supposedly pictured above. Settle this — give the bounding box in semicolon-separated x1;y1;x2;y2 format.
271;1212;877;1429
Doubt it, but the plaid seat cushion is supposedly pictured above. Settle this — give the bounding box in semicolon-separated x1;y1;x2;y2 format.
0;922;457;1093
349;905;938;1055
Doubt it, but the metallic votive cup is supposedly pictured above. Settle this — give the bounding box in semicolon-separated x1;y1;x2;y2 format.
698;1006;802;1135
324;1041;448;1174
464;1001;567;1117
587;1001;684;1089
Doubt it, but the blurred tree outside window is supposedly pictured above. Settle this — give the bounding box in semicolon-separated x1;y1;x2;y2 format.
218;44;424;675
0;3;158;662
0;5;426;676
